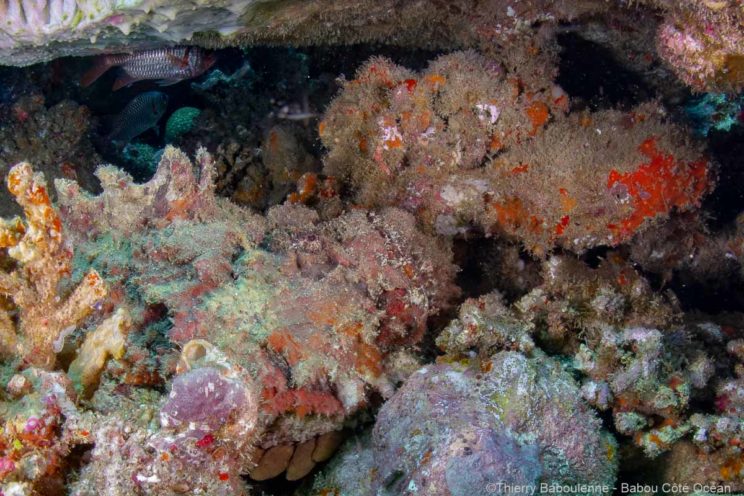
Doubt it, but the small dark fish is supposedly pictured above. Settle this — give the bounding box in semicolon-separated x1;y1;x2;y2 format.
107;91;168;143
81;46;216;91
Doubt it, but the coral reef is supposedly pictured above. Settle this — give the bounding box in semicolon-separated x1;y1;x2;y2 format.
654;0;744;93
164;107;201;144
309;351;618;495
0;94;100;216
0;162;107;369
54;146;458;484
433;253;744;486
320;51;711;254
1;7;743;490
0;0;601;66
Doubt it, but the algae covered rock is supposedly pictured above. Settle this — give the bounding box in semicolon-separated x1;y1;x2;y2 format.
310;351;618;496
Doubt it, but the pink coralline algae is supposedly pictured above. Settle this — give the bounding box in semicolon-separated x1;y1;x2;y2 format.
654;1;744;92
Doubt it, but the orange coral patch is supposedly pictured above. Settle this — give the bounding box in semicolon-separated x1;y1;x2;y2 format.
489;134;503;152
606;137;709;240
720;457;743;480
403;263;415;279
354;341;383;378
553;94;569;110
7;167;24;197
295;173;318;203
85;271;100;286
426;74;446;87
648;433;664;447
554;215;570;236
264;388;345;418
559;188;577;212
385;136;403;149
668;376;683;390
339;322;364;337
417;110;431;130
28;185;51;206
267;330;305;365
307;300;338;327
357;134;369;155
490;197;543;235
526;101;550;136
0;219;24;248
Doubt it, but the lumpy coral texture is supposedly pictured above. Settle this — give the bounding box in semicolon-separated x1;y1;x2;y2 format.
320;53;711;254
0;1;743;494
310;351;618;495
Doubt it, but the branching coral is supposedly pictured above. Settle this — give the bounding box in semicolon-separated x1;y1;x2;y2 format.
0;161;107;369
320;51;712;254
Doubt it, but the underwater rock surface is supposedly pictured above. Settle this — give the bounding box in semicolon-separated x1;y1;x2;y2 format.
2;1;744;92
311;351;618;496
0;1;743;494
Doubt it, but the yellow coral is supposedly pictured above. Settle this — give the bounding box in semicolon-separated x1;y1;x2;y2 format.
0;162;107;368
68;308;131;396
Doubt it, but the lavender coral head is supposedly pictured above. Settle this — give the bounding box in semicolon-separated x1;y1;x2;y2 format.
160;366;256;439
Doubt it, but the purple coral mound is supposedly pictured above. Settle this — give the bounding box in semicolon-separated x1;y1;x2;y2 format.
312;351;617;495
160;367;249;436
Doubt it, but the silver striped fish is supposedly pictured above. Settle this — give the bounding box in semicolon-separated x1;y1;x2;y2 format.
81;46;216;91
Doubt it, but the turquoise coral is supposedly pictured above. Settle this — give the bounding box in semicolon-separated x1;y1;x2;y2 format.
165;107;201;143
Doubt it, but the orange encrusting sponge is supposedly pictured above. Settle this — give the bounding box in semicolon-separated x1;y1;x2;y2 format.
606;137;709;240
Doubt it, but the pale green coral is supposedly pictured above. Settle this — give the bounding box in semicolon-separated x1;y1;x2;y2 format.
165;107;201;143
